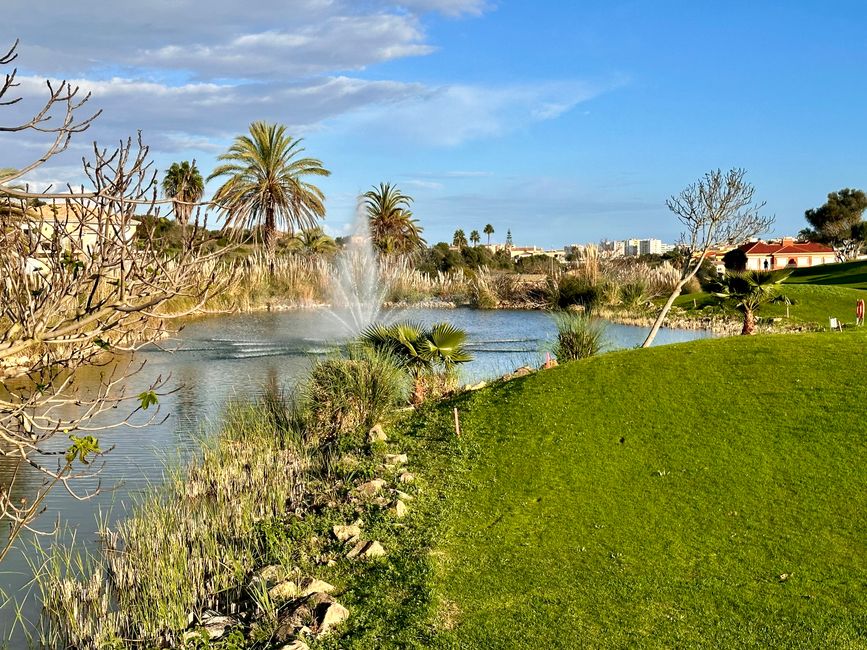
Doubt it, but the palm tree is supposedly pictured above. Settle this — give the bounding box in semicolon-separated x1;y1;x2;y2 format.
363;183;425;255
208;121;331;264
162;161;204;227
453;229;468;249
483;223;494;245
712;270;791;335
470;230;480;247
289;227;338;256
360;321;472;404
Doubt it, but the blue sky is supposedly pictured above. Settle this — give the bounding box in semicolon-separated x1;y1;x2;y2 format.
5;0;867;246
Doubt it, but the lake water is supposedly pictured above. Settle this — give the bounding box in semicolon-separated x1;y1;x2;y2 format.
0;308;711;640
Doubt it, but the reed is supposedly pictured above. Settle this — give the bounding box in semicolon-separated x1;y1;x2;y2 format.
31;402;309;648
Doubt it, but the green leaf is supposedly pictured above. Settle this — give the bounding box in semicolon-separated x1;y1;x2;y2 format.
138;390;159;410
64;434;102;465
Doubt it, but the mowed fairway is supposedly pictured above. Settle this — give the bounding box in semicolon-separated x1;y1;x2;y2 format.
429;332;867;648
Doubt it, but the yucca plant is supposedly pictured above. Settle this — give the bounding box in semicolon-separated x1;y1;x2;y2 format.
711;269;791;335
360;320;472;404
551;312;606;362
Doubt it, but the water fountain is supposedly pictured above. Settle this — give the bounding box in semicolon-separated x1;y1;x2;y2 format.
327;202;391;337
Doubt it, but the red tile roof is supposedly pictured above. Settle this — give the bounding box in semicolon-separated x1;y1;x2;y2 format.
739;241;835;256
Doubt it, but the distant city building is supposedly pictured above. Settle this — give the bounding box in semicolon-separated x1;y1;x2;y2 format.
509;245;566;261
598;238;674;258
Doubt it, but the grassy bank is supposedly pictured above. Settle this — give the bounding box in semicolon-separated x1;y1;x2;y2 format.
380;330;867;648
785;259;867;289
671;283;867;329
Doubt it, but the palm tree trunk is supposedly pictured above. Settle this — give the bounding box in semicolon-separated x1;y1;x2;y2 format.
742;308;756;335
265;206;276;276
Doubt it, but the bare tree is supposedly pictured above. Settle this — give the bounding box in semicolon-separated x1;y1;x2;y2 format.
0;40;234;559
642;168;774;348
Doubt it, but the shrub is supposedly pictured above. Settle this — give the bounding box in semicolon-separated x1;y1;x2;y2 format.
551;312;606;361
621;280;650;310
303;347;408;445
681;275;703;295
552;275;599;310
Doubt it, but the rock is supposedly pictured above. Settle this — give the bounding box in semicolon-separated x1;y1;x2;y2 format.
372;496;390;507
394;490;414;501
464;380;488;391
268;580;300;602
356;478;386;498
368;423;388;443
346;539;386;561
279;641;310;650
393;499;408;518
298;577;335;597
513;366;534;378
316;600;350;635
274;593;349;641
199;611;236;640
332;524;361;543
384;453;408;466
254;564;287;586
398;472;415;484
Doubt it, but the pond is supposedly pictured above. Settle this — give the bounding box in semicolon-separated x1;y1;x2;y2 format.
0;308;712;639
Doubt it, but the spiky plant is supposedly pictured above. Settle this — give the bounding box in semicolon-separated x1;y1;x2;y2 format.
551;312;606;361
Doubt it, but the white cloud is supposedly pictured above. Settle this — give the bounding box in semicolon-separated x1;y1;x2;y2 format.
339;80;620;147
403;179;445;190
139;14;436;78
5;0;486;80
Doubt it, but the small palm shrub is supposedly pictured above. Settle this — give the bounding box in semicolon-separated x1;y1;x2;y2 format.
551;312;606;362
360;321;473;404
303;347;408;445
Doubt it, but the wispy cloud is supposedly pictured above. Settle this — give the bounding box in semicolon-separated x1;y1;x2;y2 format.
337;79;625;146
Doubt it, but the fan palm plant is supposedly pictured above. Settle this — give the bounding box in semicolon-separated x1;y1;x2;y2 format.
483;223;494;245
453;229;468;249
712;269;791;335
363;183;425;255
470;230;481;247
360;320;472;403
162;161;204;227
208;122;331;266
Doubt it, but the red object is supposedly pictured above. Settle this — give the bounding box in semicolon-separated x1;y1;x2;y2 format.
857;299;864;320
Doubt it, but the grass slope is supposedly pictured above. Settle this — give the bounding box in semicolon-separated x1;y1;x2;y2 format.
674;284;866;327
417;331;867;648
786;259;867;289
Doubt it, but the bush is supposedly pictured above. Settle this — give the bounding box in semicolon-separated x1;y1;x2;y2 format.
681;275;703;295
552;275;599;310
303;347;408;445
621;280;650;310
551;312;606;361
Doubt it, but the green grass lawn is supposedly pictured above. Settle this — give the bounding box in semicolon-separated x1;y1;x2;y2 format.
381;331;867;649
673;284;866;328
786;259;867;289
